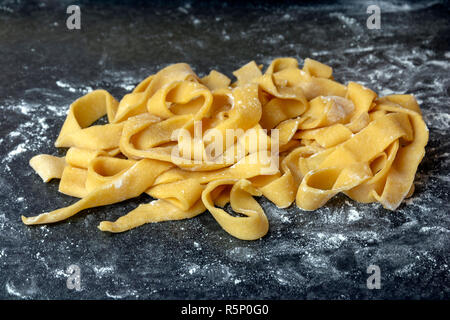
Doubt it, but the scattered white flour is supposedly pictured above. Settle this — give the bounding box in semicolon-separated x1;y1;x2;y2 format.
5;280;37;299
105;289;139;299
56;80;77;93
226;247;256;262
267;205;291;223
302;251;330;269
53;268;69;279
419;226;450;234
330;12;361;34
193;241;201;250
0;5;14;13
6;143;26;159
316;232;347;249
281;13;291;20
56;80;93;94
424;112;450;131
187;263;200;275
46;104;70;117
177;6;189;14
1;111;54;164
93;265;115;278
347;207;362;222
5;282;26;298
0;213;6;229
120;83;136;91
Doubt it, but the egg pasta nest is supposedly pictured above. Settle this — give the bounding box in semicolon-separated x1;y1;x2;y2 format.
24;58;429;240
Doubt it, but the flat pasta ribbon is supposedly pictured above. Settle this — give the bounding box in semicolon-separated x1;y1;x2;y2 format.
24;57;429;240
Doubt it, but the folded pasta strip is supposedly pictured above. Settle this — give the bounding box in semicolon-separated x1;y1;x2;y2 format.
24;58;428;240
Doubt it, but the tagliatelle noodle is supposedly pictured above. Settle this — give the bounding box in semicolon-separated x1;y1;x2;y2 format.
23;57;429;240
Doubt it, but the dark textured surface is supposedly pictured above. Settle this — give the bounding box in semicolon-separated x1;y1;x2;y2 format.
0;0;449;299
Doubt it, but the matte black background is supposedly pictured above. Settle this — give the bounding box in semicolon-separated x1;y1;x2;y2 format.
0;0;449;299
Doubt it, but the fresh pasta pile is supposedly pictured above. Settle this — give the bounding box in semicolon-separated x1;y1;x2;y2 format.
23;58;429;240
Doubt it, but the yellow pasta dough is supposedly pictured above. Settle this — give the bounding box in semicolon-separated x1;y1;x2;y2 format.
23;57;429;240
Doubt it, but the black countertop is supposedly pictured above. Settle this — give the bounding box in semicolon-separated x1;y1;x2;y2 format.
0;0;449;299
